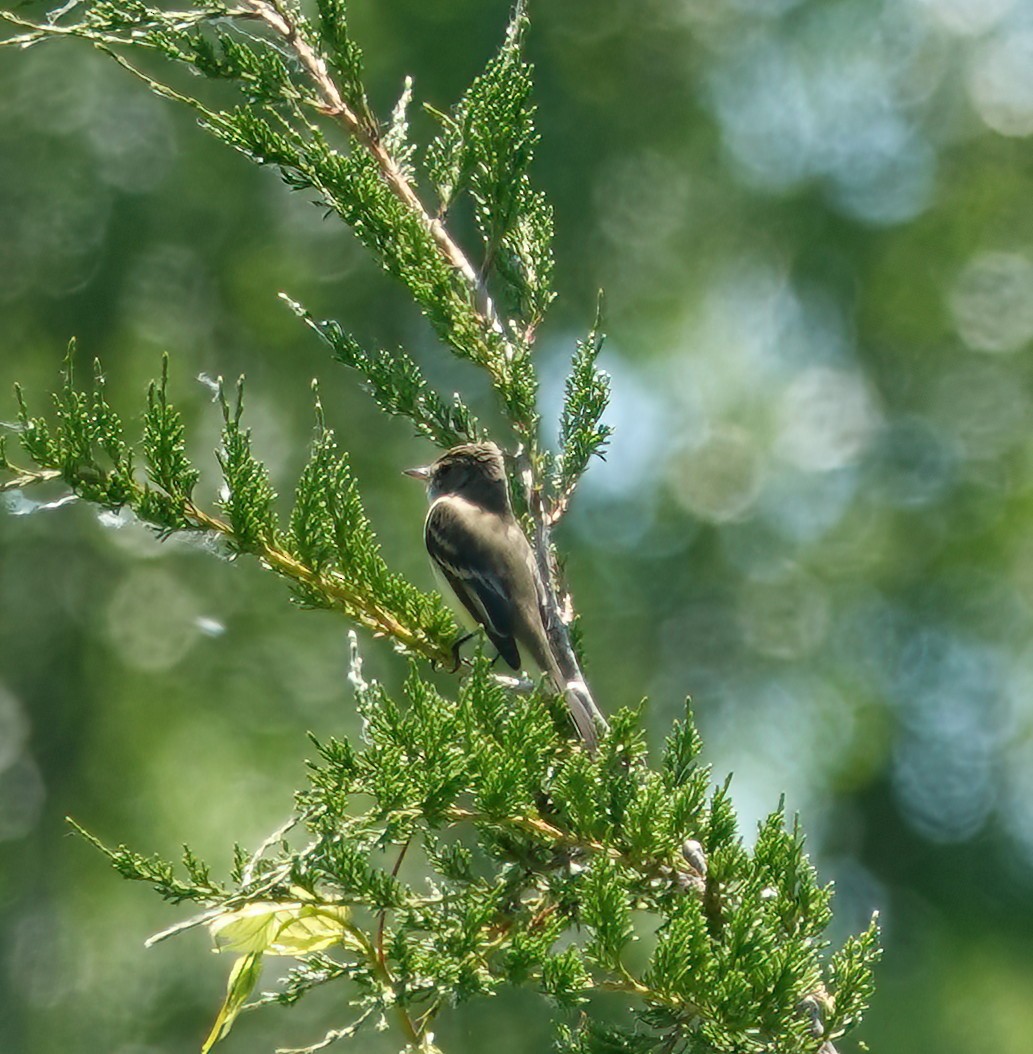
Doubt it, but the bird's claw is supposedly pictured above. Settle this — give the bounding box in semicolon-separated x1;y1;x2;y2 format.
446;631;475;673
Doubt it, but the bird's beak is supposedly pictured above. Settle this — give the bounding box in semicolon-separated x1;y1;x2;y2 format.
403;465;431;481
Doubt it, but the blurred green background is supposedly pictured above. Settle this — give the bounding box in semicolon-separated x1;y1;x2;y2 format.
3;0;1033;1050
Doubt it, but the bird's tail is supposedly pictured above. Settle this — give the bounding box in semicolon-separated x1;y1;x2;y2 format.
542;654;606;754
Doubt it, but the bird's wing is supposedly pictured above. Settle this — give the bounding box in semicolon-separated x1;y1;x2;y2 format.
425;498;522;670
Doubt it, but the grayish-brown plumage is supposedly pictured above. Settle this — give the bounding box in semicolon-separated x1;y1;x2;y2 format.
405;442;603;750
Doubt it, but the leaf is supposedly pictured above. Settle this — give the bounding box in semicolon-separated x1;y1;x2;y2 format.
143;353;200;502
201;951;263;1054
662;701;704;789
208;898;355;957
580;857;632;968
425;3;554;327
384;75;416;180
314;0;366;114
216;376;278;551
285;297;483;448
556;306;613;504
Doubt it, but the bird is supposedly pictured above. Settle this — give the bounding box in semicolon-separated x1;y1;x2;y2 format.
404;441;604;751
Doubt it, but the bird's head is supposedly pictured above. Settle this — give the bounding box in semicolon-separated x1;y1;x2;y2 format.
404;442;509;509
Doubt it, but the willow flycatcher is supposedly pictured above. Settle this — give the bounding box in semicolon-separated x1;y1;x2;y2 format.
405;442;604;750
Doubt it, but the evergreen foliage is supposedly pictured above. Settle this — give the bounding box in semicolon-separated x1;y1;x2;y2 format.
426;2;554;331
61;653;880;1054
0;2;879;1052
6;351;457;660
555;307;614;519
286;296;484;450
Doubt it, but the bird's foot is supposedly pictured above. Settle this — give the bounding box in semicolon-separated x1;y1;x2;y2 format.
447;631;475;673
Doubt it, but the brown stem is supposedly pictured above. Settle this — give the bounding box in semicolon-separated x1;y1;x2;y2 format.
375;834;412;970
445;807;648;871
345;925;426;1050
598;969;703;1024
243;0;493;322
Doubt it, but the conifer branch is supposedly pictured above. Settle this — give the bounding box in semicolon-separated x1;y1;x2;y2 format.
1;0;600;733
1;460;452;663
0;464;63;492
1;3;880;1051
3;358;457;667
63;654;876;1053
186;501;453;664
239;0;485;303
